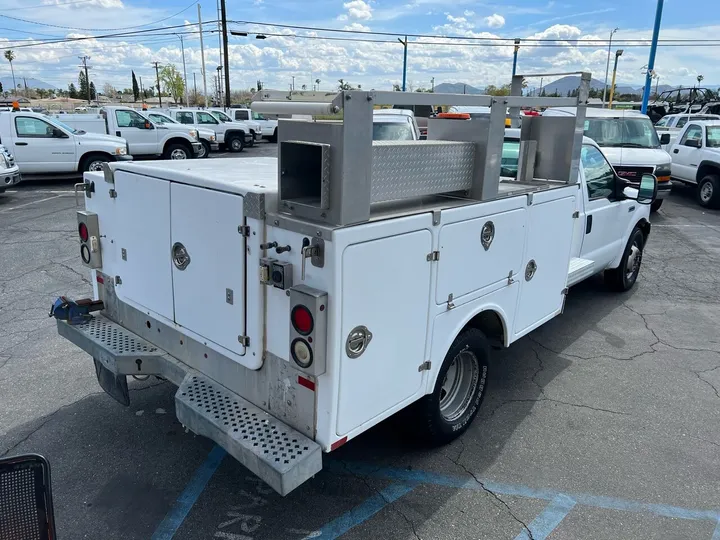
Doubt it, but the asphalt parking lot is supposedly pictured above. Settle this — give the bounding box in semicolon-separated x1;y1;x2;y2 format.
1;147;719;540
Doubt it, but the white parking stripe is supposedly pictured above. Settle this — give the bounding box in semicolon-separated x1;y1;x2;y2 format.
0;194;71;213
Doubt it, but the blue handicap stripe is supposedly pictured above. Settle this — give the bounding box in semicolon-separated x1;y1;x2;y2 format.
711;519;720;540
514;494;576;540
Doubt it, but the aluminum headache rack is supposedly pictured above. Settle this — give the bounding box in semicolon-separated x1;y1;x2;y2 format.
252;71;591;227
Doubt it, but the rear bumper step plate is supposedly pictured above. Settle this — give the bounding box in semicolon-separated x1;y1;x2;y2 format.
57;314;323;496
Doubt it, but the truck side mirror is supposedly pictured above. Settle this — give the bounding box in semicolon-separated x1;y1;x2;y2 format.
52;128;67;138
637;173;657;205
660;133;670;145
684;138;701;148
144;121;154;130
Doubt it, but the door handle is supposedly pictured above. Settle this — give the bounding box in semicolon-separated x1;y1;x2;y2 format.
15;142;28;146
673;149;679;154
115;131;121;137
585;214;593;234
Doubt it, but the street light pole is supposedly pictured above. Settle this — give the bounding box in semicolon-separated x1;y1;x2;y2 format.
398;36;408;92
220;0;231;108
511;38;520;77
198;3;208;106
608;49;623;109
641;0;664;114
602;28;619;108
178;34;189;106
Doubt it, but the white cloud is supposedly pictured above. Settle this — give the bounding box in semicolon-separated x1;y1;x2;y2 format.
483;14;505;29
463;10;474;16
42;0;124;8
343;0;373;20
344;23;371;32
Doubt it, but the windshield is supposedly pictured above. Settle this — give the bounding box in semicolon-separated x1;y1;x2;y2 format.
654;116;670;127
501;140;520;178
48;118;77;134
707;127;720;148
372;122;414;141
214;111;231;122
584;117;660;149
150;114;177;124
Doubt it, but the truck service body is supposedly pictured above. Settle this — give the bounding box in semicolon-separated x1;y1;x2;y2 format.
56;73;657;496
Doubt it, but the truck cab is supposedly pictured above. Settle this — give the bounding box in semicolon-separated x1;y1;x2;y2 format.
143;111;218;159
667;120;720;208
229;108;278;143
168;108;253;152
0;111;131;174
544;107;672;212
209;109;262;147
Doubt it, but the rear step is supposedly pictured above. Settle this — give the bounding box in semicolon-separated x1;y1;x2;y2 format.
56;315;323;496
176;373;322;496
567;257;595;286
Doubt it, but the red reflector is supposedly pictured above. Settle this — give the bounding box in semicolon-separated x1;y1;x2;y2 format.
78;222;89;242
297;376;315;391
330;436;348;452
291;305;314;335
96;274;104;284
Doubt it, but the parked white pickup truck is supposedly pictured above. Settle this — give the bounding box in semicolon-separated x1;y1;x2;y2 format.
209;109;262;148
0;111;131;174
0;144;21;192
229;108;278;142
52;106;202;160
142;111;218;159
164;108;253;152
56;75;658;497
667;120;720;208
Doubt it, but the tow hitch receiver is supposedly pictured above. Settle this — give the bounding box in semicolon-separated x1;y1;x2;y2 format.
49;296;104;325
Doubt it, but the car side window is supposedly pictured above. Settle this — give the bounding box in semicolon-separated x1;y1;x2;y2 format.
655;117;669;127
235;110;249;121
176;112;195;124
14;117;56;138
679;124;703;145
580;145;615;200
676;116;689;128
196;112;218;125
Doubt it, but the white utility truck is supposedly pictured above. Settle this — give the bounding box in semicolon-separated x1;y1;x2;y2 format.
230;108;279;142
142;111;218;159
0;143;21;192
667;120;720;208
55;73;657;496
208;108;263;148
51;106;202;160
162;108;254;153
0;111;131;174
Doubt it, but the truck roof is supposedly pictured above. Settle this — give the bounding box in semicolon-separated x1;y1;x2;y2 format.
110;157;278;198
684;120;720;127
546;107;649;119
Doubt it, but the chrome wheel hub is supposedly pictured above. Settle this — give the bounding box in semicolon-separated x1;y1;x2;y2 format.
439;350;480;422
700;182;713;202
626;244;641;280
88;161;105;172
170;149;187;160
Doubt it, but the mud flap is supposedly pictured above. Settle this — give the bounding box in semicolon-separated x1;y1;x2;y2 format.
94;358;130;406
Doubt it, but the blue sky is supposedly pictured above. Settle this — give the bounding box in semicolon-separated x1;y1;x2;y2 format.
0;0;718;93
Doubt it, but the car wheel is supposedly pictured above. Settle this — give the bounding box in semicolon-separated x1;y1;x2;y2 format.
81;153;111;173
697;174;720;209
227;135;244;153
164;143;190;160
269;132;278;143
650;199;663;212
413;328;489;446
197;140;211;159
605;227;644;292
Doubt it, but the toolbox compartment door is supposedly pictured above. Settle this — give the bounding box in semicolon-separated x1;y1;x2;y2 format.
337;229;432;436
170;183;247;356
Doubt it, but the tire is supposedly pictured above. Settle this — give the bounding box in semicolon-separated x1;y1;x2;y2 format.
247;133;255;148
650;199;663;212
413;328;490;446
604;227;645;292
80;153;112;173
197;140;211;159
697;174;720;209
163;143;191;160
227;134;244;153
269;131;277;143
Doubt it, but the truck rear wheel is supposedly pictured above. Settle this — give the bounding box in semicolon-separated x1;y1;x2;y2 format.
414;328;489;446
164;143;191;160
80;153;112;173
605;227;644;292
227;134;244;153
697;174;720;209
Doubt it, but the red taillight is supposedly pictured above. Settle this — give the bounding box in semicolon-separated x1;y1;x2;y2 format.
291;305;314;335
78;222;89;242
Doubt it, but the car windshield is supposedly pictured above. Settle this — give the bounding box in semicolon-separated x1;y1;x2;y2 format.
706;127;720;148
49;118;77;134
584;117;660;149
151;114;177;124
213;111;231;122
372;122;414;141
654;116;670;127
501;139;520;178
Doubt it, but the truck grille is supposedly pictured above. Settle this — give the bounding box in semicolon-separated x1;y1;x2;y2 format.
614;166;654;181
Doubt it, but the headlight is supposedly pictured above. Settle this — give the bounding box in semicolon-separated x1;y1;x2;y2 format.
655;164;671;181
210;135;216;142
189;129;198;140
0;154;8;169
115;147;127;156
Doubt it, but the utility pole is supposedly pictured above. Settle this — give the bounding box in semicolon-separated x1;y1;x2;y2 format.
179;34;189;106
291;76;295;91
608;49;624;109
198;3;208;106
79;55;91;104
602;28;619;107
152;61;162;107
431;77;435;92
398;36;408;92
220;0;231;108
511;38;520;77
139;76;144;100
642;0;664;114
193;72;197;102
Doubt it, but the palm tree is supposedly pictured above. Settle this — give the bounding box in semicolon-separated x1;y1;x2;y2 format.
315;78;320;90
301;84;307;91
4;50;16;95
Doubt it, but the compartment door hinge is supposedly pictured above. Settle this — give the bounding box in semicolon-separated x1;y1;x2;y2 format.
237;335;250;346
572;211;579;218
109;188;117;199
426;251;440;262
418;361;431;372
238;225;250;237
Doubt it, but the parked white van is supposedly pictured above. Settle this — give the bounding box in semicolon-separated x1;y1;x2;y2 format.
544;107;672;211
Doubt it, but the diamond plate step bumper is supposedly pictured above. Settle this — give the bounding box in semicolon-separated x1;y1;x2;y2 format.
176;373;322;496
57;314;323;496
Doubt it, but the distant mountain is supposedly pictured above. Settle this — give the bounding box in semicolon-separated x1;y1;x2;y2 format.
0;76;56;91
541;76;605;95
434;82;484;94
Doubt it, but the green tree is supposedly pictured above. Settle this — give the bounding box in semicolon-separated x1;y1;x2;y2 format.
78;70;88;100
4;50;16;95
131;71;140;102
68;82;78;99
159;64;184;103
485;84;511;96
89;82;96;100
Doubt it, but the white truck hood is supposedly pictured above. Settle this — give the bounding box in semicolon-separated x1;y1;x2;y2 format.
600;146;671;168
76;131;126;145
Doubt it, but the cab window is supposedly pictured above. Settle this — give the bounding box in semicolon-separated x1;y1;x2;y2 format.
655;116;669;127
15;116;59;138
252;112;266;121
116;109;149;128
197;112;218;125
580;145;615;200
176;112;195;124
675;116;689;128
679;124;703;145
234;110;249;121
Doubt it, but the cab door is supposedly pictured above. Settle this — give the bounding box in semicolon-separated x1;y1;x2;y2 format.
578;144;624;269
113;109;158;155
671;124;703;182
10;115;76;173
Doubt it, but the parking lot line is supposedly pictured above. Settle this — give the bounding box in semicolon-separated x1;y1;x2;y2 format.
0;193;72;213
151;446;227;540
712;520;720;540
514;494;576;540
